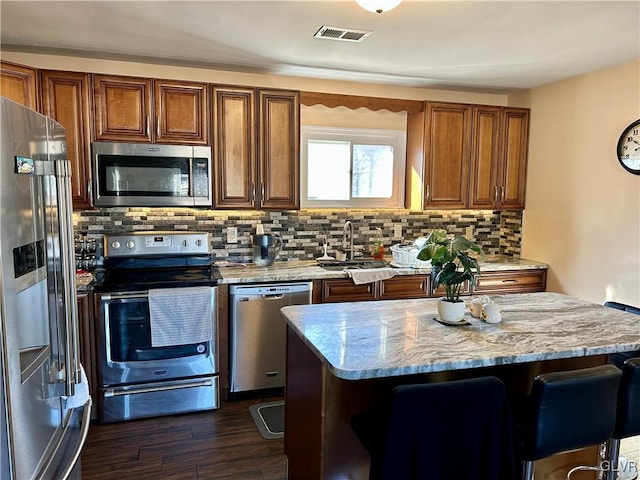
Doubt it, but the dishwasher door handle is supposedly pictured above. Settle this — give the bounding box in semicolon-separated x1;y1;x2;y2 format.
262;294;285;300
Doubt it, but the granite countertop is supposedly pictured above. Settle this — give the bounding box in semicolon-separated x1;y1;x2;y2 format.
280;292;640;381
215;254;548;284
75;272;96;292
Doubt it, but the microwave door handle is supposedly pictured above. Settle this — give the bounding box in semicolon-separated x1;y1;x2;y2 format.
189;155;195;200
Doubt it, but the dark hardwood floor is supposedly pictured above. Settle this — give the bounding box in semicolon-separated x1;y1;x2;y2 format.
81;398;286;480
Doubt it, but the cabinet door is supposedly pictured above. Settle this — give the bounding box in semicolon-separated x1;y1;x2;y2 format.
1;61;38;110
432;281;471;298
424;102;471;209
379;275;430;300
93;75;152;142
469;106;501;209
77;292;96;400
212;86;257;209
473;269;546;294
40;70;93;209
321;279;377;303
258;89;300;210
498;108;529;210
154;80;208;145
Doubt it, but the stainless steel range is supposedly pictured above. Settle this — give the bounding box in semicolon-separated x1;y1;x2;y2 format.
93;231;220;423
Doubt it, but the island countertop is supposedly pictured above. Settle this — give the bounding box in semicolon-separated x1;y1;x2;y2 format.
281;292;640;381
216;254;548;284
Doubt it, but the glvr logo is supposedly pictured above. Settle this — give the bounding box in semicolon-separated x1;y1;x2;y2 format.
154;370;168;376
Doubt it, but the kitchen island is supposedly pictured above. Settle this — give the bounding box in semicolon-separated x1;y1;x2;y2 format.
281;292;640;480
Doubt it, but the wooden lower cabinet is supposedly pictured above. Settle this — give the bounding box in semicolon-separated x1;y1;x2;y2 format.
77;292;97;404
317;270;546;303
318;275;430;303
432;280;471;298
474;269;547;294
320;278;378;303
379;275;430;300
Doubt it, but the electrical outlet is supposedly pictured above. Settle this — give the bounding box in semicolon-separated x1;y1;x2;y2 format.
394;224;403;239
227;227;238;244
465;225;474;240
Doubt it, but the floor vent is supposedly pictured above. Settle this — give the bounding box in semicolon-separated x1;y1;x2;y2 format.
313;25;372;42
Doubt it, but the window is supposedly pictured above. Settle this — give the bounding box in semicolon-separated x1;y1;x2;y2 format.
300;126;406;208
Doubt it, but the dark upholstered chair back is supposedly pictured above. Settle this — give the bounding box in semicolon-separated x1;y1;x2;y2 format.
613;357;640;439
521;364;622;462
351;376;519;480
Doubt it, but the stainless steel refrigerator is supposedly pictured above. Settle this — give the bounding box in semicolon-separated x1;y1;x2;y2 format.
0;97;91;480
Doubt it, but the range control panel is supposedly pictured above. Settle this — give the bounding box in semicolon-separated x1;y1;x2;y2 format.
104;231;210;257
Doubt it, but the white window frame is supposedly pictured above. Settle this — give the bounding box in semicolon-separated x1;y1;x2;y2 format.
300;126;406;208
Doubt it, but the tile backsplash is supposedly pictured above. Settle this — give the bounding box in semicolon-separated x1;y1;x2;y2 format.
74;208;523;263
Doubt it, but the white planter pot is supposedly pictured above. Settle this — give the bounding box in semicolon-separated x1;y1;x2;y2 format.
437;298;466;322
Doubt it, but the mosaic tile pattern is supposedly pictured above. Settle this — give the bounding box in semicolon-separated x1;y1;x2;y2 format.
73;208;523;262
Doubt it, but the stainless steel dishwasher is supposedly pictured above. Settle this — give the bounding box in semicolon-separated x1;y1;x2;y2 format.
229;282;312;393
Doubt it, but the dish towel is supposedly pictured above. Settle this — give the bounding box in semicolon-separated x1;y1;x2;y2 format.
64;364;92;410
345;267;396;285
149;286;213;347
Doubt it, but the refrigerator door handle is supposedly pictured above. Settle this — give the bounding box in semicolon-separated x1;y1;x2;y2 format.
33;400;92;480
55;159;81;393
57;401;92;480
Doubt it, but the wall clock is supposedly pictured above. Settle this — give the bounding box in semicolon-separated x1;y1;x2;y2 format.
617;119;640;175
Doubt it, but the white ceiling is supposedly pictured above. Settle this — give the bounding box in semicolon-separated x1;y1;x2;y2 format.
1;0;639;93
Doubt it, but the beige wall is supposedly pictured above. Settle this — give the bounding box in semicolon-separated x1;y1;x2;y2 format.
522;60;640;305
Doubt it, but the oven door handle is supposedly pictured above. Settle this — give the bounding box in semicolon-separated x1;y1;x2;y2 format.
100;292;149;301
104;379;214;397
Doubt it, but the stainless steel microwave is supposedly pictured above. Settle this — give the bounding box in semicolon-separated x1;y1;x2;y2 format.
92;142;212;207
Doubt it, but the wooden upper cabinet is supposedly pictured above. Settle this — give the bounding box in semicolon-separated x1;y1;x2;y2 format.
499;108;529;210
469;106;529;210
40;70;93;209
154;80;208;144
423;102;471;209
212;86;257;209
258;89;300;210
93;75;151;142
1;61;38;110
469;105;502;209
93;75;208;144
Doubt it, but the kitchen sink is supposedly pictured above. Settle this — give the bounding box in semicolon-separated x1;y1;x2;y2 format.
317;259;389;271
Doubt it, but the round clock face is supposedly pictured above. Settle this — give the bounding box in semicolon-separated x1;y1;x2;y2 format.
617;119;640;175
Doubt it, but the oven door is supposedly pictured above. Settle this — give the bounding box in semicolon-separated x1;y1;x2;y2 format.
96;289;217;387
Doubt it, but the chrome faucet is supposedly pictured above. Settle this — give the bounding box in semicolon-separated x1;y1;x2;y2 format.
342;220;354;260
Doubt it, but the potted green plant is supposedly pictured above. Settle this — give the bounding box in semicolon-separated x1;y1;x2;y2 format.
417;229;484;322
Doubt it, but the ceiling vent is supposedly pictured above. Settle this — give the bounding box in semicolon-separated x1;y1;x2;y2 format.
314;25;372;42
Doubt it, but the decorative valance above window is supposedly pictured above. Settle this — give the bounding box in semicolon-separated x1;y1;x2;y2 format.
300;91;424;114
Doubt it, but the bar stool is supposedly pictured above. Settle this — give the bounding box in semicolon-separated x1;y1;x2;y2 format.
520;364;622;480
604;302;640;369
604;357;640;480
350;376;519;480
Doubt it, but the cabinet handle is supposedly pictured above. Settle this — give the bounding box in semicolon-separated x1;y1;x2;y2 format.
156;116;160;137
501;186;505;202
251;183;255;203
494;185;499;204
261;183;265;201
501;279;518;283
146;116;150;136
425;184;430;203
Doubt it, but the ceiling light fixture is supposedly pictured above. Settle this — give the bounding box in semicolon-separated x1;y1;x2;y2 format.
356;0;402;14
